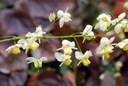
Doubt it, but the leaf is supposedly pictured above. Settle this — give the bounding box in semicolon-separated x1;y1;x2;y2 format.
0;9;36;36
27;70;72;86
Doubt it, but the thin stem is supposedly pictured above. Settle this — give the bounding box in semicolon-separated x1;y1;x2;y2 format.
44;35;83;39
74;37;82;52
0;34;100;43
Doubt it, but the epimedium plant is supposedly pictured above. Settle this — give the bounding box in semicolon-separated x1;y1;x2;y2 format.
1;8;128;70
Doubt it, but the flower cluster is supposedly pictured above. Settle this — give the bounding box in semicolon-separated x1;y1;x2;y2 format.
55;40;93;67
4;8;128;69
6;26;46;54
6;26;48;68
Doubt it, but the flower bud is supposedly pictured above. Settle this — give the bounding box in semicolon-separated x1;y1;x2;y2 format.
49;12;56;22
115;61;123;71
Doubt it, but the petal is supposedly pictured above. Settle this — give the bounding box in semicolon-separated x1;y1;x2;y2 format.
62;54;71;59
100;37;109;45
57;10;64;18
62;40;70;46
94;22;100;29
83;25;92;35
109;37;115;44
39;57;48;62
117;42;126;48
75;51;83;60
100;21;108;31
55;52;65;61
83;51;93;58
118;12;126;20
59;18;65;28
26;57;36;63
114;24;122;34
117;39;128;48
70;41;75;48
97;13;107;20
6;45;14;52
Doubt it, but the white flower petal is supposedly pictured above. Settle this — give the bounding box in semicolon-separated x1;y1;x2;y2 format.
75;51;84;60
100;37;109;45
26;57;37;64
55;52;65;62
118;12;126;20
59;18;65;28
117;39;128;48
100;21;108;31
57;10;64;18
83;51;92;58
39;57;48;62
109;37;115;44
114;24;122;34
95;22;100;29
82;25;93;35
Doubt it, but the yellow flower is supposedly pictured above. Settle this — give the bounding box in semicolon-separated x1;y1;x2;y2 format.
18;38;39;53
57;8;71;28
26;57;47;68
114;20;127;39
26;26;46;43
96;37;115;60
6;44;21;54
116;39;128;51
55;52;72;67
82;24;95;43
95;13;111;31
75;51;92;66
57;40;77;55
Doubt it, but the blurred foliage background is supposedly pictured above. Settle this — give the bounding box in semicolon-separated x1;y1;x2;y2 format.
0;0;128;86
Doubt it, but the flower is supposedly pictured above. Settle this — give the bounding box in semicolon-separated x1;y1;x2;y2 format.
116;39;128;51
75;51;92;66
95;13;111;31
57;40;77;55
82;25;95;43
49;12;56;22
6;26;45;54
26;57;47;68
55;52;72;67
18;38;39;53
26;26;46;43
96;37;115;60
6;44;21;54
35;26;46;38
57;8;71;28
114;19;128;39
